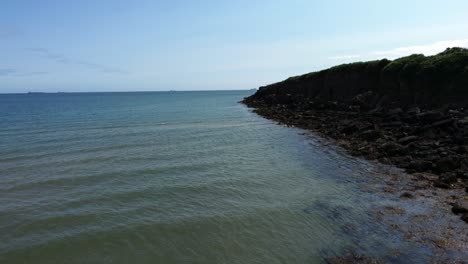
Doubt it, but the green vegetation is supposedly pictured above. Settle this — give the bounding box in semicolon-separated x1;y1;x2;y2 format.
256;47;468;107
284;48;468;90
382;48;468;90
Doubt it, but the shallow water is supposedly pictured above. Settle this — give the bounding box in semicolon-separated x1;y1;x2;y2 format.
0;91;449;263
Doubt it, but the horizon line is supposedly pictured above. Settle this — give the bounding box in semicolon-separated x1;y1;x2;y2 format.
0;88;256;95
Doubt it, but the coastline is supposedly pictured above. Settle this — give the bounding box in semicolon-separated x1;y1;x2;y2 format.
242;104;468;262
241;48;468;225
242;92;468;223
240;48;468;262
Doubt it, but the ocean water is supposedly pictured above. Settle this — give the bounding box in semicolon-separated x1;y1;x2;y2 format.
0;91;432;263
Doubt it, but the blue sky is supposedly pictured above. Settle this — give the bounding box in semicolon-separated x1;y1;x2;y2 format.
1;0;468;93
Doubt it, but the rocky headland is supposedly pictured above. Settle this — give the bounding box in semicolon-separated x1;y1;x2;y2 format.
242;47;468;224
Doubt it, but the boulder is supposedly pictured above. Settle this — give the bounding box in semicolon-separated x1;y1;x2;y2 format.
398;135;418;145
439;173;458;184
452;200;468;214
458;117;468;125
400;192;415;199
388;108;403;115
435;156;459;172
326;253;383;264
461;213;468;223
408;160;432;172
380;142;405;155
434;181;451;189
418;111;444;123
457;171;468;180
359;129;382;141
406;107;421;115
431;118;455;128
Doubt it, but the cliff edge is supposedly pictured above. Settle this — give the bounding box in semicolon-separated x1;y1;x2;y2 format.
245;47;468;109
243;47;468;223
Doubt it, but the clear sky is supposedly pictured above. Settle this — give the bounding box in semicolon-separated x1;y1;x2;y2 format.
1;0;468;93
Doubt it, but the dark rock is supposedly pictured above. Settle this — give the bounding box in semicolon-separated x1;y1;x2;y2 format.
461;213;468;223
454;145;468;154
408;160;432;172
457;171;468;180
398;136;418;145
431;118;455;128
418;111;444;123
435;156;459;172
381;121;403;128
451;200;468;214
434;181;451;189
380;142;404;155
458;117;468;125
341;124;358;135
390;156;412;168
439;173;458;184
452;133;465;144
359;129;382;141
388;108;403;115
400;192;414;199
326;253;383;264
406;107;421;115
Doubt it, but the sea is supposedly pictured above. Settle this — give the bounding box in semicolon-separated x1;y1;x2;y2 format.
0;91;441;263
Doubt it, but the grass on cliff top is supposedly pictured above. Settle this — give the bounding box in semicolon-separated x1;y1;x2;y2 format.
284;47;468;90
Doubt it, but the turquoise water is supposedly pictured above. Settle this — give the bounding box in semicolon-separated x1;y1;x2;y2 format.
0;91;430;263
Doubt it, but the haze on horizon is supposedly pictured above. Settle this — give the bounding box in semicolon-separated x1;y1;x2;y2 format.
1;0;468;93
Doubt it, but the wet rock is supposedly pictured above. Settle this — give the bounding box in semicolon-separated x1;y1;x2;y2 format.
326;253;383;264
400;192;415;199
439;173;458;185
434;181;451;189
452;201;468;214
461;213;468;223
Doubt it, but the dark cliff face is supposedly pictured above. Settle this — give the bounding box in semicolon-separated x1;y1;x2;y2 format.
245;47;468;109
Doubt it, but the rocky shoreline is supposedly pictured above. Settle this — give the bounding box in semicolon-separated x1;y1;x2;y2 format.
242;99;468;223
242;48;468;224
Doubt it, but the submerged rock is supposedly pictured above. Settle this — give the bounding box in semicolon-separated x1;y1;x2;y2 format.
326;253;383;264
